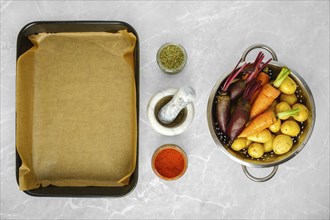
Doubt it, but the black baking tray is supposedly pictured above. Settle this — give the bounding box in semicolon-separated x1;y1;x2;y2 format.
16;21;139;197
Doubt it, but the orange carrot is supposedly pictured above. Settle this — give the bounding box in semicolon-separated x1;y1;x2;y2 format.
239;108;300;138
250;84;281;119
250;66;291;118
257;71;270;85
238;111;277;138
250;72;270;104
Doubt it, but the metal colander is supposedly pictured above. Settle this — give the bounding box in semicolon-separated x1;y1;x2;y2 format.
207;44;316;182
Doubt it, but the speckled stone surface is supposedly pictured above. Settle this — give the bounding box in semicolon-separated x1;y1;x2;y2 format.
1;1;329;219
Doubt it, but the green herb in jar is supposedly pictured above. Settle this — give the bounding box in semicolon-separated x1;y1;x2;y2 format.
157;43;187;74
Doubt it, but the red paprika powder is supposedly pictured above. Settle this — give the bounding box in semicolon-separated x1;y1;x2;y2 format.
153;145;187;180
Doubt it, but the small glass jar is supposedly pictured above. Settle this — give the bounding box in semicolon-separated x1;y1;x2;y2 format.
151;144;188;181
156;43;187;74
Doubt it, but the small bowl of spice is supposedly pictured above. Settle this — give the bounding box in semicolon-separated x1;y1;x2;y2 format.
156;43;187;74
152;144;188;180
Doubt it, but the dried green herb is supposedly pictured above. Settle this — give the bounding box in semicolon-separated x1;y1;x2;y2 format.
159;45;185;70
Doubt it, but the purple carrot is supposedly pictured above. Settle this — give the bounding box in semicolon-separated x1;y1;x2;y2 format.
226;79;262;143
229;52;271;101
216;61;248;133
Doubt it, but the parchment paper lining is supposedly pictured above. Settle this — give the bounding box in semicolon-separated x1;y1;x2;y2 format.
16;30;137;190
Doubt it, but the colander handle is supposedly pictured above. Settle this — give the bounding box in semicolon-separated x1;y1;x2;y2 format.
242;165;278;182
241;44;278;62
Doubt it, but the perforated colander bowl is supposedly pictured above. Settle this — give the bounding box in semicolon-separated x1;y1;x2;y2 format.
207;44;316;182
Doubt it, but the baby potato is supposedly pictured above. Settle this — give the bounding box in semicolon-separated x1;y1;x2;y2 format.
231;138;247;151
264;134;275;153
268;118;281;133
279;93;298;106
276;102;291;120
292;103;309;122
248;143;264;158
273;134;293;155
246;139;253;147
281;120;300;137
279;76;297;95
247;129;272;143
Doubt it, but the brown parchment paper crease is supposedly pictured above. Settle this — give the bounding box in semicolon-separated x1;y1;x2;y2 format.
16;30;137;190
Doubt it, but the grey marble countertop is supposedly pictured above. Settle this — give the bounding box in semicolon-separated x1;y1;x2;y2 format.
1;1;329;219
